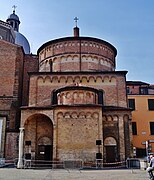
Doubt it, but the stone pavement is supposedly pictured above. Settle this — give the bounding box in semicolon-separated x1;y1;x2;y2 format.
0;168;149;180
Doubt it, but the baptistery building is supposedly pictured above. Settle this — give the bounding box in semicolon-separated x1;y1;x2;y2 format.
18;26;132;167
0;10;132;168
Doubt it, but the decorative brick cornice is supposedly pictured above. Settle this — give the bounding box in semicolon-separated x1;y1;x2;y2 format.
37;36;117;56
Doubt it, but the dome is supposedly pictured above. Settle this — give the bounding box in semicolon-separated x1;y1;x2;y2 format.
7;11;20;22
15;31;30;54
6;10;20;32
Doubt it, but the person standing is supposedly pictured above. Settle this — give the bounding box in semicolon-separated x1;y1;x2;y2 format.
147;154;154;180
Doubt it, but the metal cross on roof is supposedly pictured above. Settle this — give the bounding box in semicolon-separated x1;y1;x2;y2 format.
12;5;17;13
74;17;79;27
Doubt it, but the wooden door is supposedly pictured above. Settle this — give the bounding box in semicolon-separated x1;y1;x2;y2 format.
106;146;116;163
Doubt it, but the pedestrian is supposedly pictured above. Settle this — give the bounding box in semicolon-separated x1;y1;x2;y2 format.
147;154;154;180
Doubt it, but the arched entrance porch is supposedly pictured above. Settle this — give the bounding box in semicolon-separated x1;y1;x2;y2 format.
104;137;118;163
24;113;53;161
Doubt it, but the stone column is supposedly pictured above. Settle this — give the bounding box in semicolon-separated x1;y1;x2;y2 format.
128;118;133;157
53;124;57;161
17;127;24;169
119;116;125;161
0;117;6;158
98;110;103;154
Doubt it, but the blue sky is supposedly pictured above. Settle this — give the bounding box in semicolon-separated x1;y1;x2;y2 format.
0;0;154;84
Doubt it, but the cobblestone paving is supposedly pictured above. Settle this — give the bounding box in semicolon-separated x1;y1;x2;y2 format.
0;168;149;180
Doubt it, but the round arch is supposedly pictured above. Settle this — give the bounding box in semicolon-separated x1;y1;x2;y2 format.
104;137;117;146
24;113;53;161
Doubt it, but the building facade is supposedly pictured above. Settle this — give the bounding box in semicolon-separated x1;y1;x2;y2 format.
0;10;37;160
17;27;132;167
127;81;154;157
0;39;38;159
0;11;133;167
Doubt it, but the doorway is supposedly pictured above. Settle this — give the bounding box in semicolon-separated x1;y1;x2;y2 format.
105;145;116;163
38;145;52;161
104;137;117;163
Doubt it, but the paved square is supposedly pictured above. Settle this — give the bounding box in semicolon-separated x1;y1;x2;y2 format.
0;168;149;180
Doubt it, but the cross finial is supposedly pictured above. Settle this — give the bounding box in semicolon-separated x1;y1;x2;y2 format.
12;5;17;13
74;17;79;27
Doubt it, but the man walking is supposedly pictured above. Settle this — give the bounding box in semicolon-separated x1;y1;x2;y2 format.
147;154;154;180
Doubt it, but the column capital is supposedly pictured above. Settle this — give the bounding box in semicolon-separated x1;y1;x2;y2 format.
19;127;24;131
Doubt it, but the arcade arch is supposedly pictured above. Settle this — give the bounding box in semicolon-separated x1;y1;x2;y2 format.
24;114;53;161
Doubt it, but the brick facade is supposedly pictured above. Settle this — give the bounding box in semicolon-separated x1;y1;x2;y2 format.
20;35;132;163
0;31;132;164
0;40;38;159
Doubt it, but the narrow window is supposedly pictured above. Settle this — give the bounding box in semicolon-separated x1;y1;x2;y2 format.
128;99;135;110
132;122;137;135
148;99;154;110
150;122;154;135
126;87;130;94
51;91;57;105
140;87;148;95
50;61;53;72
98;91;103;105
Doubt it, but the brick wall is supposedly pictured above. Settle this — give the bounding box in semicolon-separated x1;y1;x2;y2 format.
5;132;19;160
22;54;38;106
38;38;116;72
0;40;18;96
0;40;24;130
28;73;127;108
55;106;102;161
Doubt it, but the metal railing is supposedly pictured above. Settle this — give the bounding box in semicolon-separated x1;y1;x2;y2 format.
2;158;142;170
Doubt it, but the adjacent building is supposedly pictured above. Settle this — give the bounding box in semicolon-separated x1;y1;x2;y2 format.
0;10;38;159
127;81;154;157
0;19;15;43
0;9;30;54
